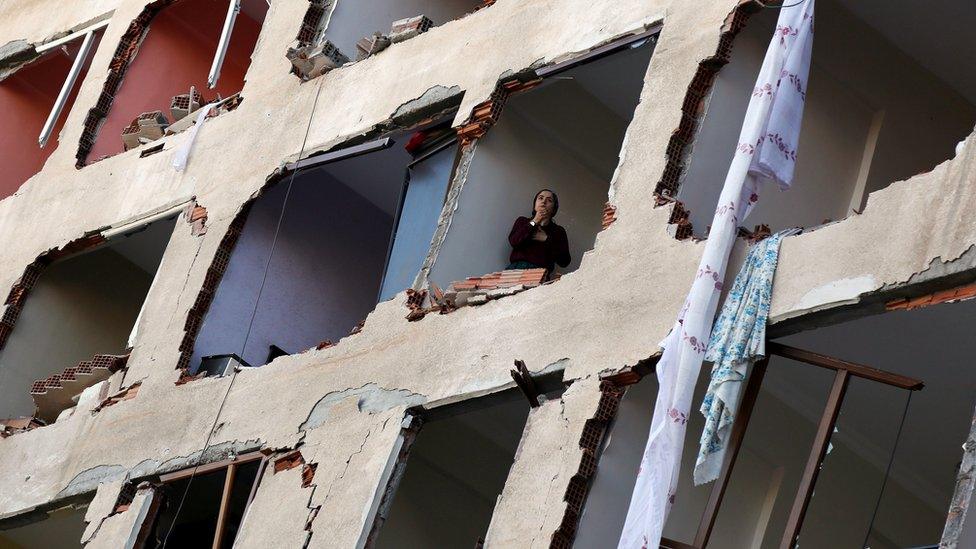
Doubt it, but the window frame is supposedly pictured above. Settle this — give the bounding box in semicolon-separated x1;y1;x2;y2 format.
685;343;924;549
154;450;267;549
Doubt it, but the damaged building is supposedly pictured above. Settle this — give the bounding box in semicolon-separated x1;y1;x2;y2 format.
2;0;976;547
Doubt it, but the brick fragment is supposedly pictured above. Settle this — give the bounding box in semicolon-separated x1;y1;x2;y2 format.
389;15;433;44
274;450;305;473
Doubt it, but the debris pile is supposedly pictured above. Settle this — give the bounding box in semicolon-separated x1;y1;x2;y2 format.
356;32;391;60
0;416;44;438
390;15;433;43
170;86;206;121
405;268;548;321
287;40;348;80
121;111;168;151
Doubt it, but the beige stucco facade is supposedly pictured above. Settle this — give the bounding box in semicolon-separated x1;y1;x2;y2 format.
0;0;974;546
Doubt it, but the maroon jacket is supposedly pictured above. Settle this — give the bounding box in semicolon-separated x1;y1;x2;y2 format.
508;216;571;271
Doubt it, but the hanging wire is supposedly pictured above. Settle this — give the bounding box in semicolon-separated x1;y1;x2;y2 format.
861;390;914;549
161;76;328;548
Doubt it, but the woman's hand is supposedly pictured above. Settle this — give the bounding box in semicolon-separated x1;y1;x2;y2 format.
531;228;548;242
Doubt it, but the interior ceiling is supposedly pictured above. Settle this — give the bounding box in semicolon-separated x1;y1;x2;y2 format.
505;41;654;179
308;140;412;217
834;0;976;104
774;297;976;511
565;39;655;120
107;216;177;274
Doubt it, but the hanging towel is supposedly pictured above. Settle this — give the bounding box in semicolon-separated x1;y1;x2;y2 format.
693;229;794;486
617;2;814;547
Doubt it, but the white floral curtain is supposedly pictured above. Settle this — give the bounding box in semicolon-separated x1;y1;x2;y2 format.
617;1;815;546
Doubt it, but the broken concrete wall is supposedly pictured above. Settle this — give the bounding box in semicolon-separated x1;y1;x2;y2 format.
0;0;975;546
484;376;603;547
83;485;155;549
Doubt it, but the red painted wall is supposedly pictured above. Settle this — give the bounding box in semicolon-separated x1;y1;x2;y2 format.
0;38;96;200
88;0;266;161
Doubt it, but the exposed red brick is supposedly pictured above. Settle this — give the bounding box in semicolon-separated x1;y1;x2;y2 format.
175;206;251;381
887;283;976;311
295;1;327;47
76;0;175;167
457;78;541;144
406;309;426;322
185;202;209;236
405;288;427;311
550;381;626;547
448;268;547;294
654;0;761;200
30;353;127;395
274;450;305;473
601;202;617;230
93;382;142;413
301;462;317;487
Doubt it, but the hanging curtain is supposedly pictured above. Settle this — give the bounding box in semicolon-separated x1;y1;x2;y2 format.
618;1;815;547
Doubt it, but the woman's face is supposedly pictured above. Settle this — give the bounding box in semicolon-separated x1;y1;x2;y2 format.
535;191;556;218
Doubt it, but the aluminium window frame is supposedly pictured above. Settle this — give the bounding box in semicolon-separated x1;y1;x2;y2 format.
208;0;242;89
36;20;109;148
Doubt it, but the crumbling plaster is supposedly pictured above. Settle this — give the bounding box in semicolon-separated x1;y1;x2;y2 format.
0;0;975;545
768;130;976;324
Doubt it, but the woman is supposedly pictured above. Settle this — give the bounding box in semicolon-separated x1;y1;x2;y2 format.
507;189;571;272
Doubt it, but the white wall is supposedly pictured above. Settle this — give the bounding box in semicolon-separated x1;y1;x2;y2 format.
0;247;154;419
375;396;529;548
323;0;483;59
677;2;976;234
192;170;395;369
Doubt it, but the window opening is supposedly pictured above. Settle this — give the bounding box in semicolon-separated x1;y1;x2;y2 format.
368;389;531;548
676;0;976;235
188;123;459;372
78;0;268;165
146;452;264;548
0;498;93;548
290;0;486;77
0;28;103;199
428;34;657;290
0;215;177;422
576;316;965;549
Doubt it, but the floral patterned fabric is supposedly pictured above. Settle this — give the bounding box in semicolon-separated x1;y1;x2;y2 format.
693;230;793;486
617;2;815;547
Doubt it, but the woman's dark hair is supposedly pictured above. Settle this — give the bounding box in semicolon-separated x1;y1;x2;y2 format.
530;189;559;217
